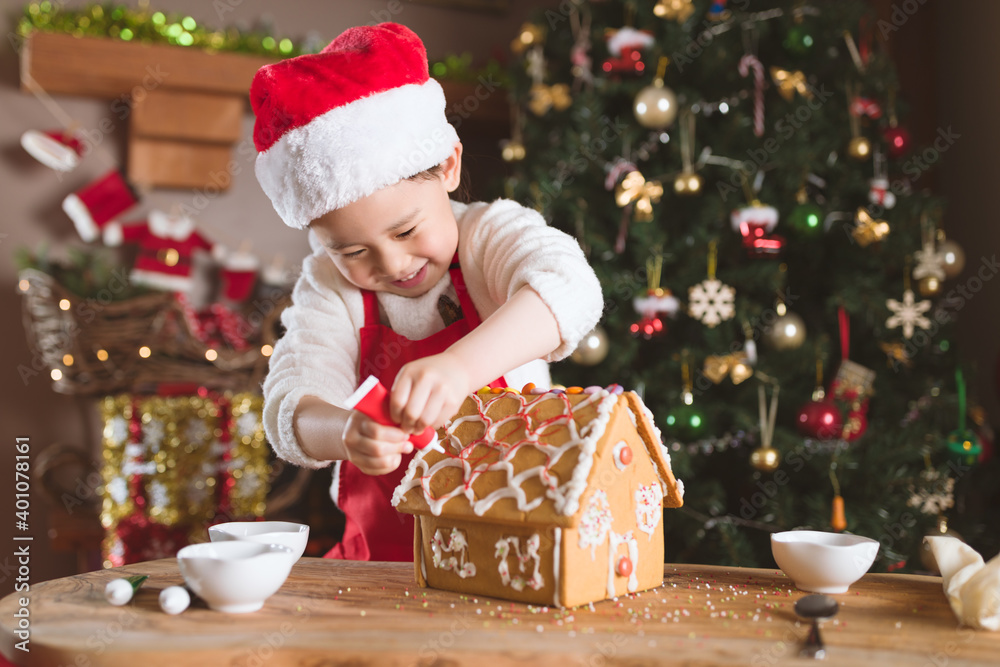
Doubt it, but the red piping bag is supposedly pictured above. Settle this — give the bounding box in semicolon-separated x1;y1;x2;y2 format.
344;375;444;453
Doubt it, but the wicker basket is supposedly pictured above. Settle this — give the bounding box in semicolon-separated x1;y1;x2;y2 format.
18;268;289;396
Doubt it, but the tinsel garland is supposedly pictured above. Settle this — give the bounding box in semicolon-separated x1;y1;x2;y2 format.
99;391;269;567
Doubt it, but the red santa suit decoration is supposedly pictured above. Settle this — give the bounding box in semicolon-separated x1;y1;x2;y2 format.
731;203;785;258
62;169;138;242
104;210;216;293
21;128;86;172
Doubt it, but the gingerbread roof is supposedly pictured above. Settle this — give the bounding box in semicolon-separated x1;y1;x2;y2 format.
391;387;684;528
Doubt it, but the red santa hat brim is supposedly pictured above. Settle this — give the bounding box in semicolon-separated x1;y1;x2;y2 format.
255;79;457;230
20;129;82;172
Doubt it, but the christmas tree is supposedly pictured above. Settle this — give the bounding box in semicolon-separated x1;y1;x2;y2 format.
505;0;996;571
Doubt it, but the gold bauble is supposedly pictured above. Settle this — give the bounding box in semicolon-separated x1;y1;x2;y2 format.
633;81;678;129
751;446;781;472
918;275;942;297
920;516;963;573
847;136;872;160
501;140;526;162
570;325;609;366
938;239;966;278
764;312;806;350
674;171;703;195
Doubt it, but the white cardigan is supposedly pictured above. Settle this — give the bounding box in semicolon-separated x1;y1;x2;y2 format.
262;198;604;469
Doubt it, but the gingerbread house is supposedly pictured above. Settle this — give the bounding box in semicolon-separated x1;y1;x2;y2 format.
391;386;684;608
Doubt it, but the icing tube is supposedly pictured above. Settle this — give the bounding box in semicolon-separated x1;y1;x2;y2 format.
344;376;443;453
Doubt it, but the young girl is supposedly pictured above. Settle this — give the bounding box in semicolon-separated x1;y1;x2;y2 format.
253;23;603;561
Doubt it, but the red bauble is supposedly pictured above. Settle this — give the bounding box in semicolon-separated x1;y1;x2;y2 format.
796;400;843;440
883;126;912;158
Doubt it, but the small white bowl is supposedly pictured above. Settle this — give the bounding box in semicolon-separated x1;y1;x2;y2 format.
208;521;310;561
177;541;296;613
771;530;879;594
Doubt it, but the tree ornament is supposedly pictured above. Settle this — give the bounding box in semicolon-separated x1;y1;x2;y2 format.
615;169;663;223
868;150;896;209
570;325;609;366
703;352;753;385
789;183;823;234
851;208;889;246
569;7;594;90
631;255;679;339
528;83;572;116
603;26;654;76
510;22;545;54
886;289;931;340
654;0;695;23
913;217;946;283
830;308;875;442
765;306;806;350
883;87;912;158
938;239;966;278
688;241;735;328
673;109;702;195
750;379;781;472
739;54;766;137
21;126;86;172
796;400;843;440
665;354;706;442
783;22;815;56
707;0;731;22
770;67;813;101
918;275;942;297
501;103;526;162
633;57;678;128
947;368;983;467
732;201;784;257
849;97;883;120
847;136;872;160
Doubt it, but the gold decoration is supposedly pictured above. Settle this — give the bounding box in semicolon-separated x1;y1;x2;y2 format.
674;171;703;194
615;170;663;222
511;22;545;54
847;136;872;160
918;275;942;297
852;208;890;246
879;341;914;369
528;82;572;116
654;0;695;23
770;67;813;101
674;108;702;195
751;446;781;472
703;352;753;385
500;140;526;162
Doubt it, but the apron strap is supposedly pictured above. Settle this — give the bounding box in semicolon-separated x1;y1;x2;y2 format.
362;289;380;327
448;253;484;329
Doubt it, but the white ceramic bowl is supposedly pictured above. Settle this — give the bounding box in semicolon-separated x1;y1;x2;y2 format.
177;541;296;613
771;530;879;594
208;521;310;561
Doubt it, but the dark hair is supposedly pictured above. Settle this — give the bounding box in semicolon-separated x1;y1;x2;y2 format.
407;163;471;203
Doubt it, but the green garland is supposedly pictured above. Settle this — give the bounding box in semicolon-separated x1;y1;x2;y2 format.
17;1;506;84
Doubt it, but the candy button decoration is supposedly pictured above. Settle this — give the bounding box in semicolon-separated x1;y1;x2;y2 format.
617;556;633;577
613;441;633;470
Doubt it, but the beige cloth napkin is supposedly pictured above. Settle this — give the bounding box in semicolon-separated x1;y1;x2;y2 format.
924;536;1000;630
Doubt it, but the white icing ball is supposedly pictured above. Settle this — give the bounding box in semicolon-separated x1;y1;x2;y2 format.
104;578;135;606
159;586;191;615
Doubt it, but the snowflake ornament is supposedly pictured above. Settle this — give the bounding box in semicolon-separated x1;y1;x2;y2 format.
912;237;945;281
688;278;735;327
886;289;932;339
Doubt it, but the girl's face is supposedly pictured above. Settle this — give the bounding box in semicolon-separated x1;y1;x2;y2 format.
310;146;462;298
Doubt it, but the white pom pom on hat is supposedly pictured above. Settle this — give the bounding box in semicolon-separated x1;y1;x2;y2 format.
251;23;459;230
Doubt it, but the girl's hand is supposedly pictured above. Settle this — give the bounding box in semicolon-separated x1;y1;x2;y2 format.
342;411;413;475
390;352;471;434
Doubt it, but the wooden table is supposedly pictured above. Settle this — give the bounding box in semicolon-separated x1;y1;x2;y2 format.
2;559;998;666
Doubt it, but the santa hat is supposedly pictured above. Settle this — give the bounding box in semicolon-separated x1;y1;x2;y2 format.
251;23;459;230
62;170;138;242
21;128;85;171
730;204;779;234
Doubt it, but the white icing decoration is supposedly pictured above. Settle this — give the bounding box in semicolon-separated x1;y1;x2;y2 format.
626;408;637;428
676;478;686;500
635;483;664;539
431;528;476;578
552;527;562;607
612;440;630;471
578;489;612;560
607;531;639;596
636;402;685;502
392;390;620;519
495;534;544;591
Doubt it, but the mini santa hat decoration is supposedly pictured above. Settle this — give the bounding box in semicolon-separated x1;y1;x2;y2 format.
605;27;655;56
21;128;85;171
219;248;260;303
251;23;459;230
730;203;779;234
62;170;138;242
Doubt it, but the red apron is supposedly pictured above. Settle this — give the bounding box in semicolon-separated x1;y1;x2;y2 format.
325;257;507;561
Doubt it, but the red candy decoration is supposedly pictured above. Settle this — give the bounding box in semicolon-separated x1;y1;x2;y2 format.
617;556;633;577
619;445;633;466
796;400;843;440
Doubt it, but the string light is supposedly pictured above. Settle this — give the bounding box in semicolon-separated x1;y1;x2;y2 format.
59;299;71;311
205;349;218;361
139;346;151;358
260;345;273;357
18;279;30;292
62;354;74;366
50;369;62;381
97;349;109;361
